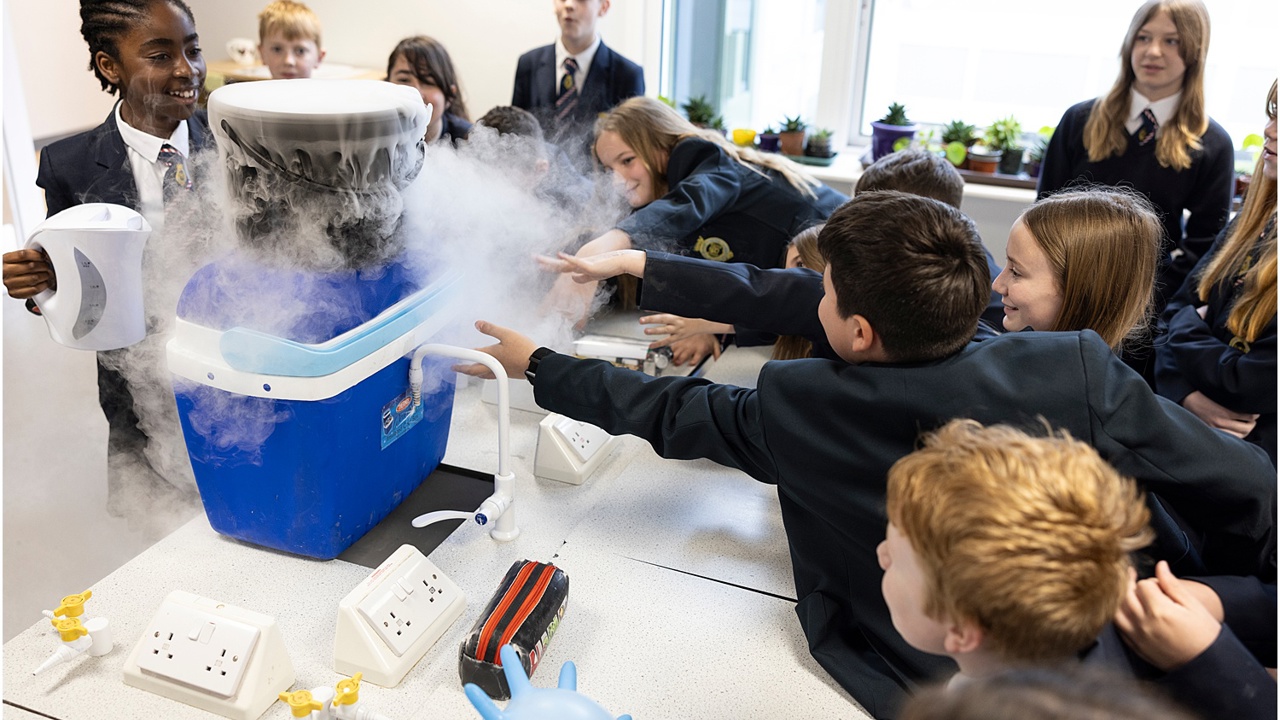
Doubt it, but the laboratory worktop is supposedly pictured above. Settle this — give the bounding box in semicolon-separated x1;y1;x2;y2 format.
3;345;868;720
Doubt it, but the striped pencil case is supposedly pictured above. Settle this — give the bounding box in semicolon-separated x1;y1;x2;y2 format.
458;559;569;699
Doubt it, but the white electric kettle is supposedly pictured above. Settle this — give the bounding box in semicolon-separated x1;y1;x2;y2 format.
25;203;151;351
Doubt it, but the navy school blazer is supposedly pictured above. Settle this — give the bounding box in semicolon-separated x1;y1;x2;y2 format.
37;107;212;216
512;41;644;132
530;330;1277;718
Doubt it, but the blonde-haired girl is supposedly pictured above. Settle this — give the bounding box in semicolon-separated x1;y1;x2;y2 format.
1036;0;1233;309
1156;81;1277;463
542;95;847;348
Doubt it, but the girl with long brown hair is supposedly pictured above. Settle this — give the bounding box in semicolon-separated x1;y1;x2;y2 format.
1036;0;1233;309
541;95;846;363
1155;81;1277;463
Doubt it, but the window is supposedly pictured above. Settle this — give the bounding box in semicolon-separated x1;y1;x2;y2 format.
661;0;1277;151
856;0;1277;149
660;0;831;134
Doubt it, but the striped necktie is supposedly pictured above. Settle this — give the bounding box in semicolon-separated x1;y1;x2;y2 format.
556;57;580;122
157;143;193;202
1134;108;1158;146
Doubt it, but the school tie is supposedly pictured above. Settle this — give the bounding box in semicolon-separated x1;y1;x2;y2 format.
556;57;580;122
1134;108;1158;146
157;143;193;202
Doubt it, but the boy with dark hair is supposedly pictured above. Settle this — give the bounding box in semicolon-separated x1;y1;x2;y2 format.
855;149;965;210
463;191;1275;718
817;192;989;362
475;105;545;142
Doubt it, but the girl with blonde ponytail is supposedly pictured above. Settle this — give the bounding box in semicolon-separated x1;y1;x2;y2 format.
1036;0;1233;309
1155;80;1277;464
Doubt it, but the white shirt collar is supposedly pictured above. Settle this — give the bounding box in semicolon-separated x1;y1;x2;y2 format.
1128;88;1181;128
555;34;601;79
114;101;190;161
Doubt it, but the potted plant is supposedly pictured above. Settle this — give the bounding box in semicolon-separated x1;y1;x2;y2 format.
1024;126;1054;179
940;119;977;168
806;128;835;158
758;125;780;153
870;103;917;160
779;115;808;156
966;144;1002;174
682;95;726;134
984;115;1023;175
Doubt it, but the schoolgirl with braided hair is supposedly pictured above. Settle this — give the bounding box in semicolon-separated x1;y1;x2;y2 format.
1;0;211;515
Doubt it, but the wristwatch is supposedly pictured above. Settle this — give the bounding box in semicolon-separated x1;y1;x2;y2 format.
524;347;556;384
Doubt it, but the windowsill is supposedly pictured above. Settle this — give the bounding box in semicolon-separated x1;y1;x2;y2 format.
801;146;1037;202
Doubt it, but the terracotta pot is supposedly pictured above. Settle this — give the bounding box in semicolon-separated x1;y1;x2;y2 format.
779;130;807;156
968;150;1002;174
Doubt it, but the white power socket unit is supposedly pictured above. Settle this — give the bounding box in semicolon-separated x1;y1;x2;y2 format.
122;591;294;720
534;413;622;485
334;544;465;687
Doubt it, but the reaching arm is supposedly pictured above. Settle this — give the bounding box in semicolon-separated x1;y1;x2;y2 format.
532;350;778;482
639;252;826;341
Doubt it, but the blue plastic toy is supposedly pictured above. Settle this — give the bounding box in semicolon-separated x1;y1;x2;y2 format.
464;645;631;720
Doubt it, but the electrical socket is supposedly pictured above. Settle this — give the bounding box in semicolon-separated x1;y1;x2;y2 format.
555;416;610;463
134;603;259;697
335;545;465;687
356;565;457;657
534;413;621;485
123;591;294;720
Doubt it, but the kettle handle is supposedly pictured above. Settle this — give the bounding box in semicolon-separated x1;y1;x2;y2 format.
22;236;59;316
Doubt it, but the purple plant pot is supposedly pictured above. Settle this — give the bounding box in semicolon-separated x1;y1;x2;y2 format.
758;134;781;153
870;122;918;160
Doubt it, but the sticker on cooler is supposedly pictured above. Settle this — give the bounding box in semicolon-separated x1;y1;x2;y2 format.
380;388;423;449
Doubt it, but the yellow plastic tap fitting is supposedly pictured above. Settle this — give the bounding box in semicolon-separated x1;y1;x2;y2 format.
333;672;363;706
279;689;323;718
50;617;87;643
53;590;92;618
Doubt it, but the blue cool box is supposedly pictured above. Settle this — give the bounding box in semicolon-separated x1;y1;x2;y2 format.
167;256;461;559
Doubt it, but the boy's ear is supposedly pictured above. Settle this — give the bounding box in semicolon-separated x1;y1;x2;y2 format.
943;619;984;656
848;314;877;354
95;51;122;88
316;48;327;65
598;0;612;16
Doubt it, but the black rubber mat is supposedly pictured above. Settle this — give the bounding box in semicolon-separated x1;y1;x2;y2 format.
338;463;495;568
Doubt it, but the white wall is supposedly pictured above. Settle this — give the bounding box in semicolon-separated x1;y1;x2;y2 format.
9;0;658;142
7;0;118;140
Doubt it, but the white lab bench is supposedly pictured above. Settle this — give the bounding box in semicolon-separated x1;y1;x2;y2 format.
2;345;868;720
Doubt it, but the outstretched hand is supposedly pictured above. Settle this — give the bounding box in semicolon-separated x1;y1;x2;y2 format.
1114;560;1221;672
452;320;540;380
667;334;722;366
640;313;733;348
536;249;647;283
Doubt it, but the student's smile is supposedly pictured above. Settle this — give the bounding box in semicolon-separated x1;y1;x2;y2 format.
100;1;206;137
595;130;660;208
992;219;1064;333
